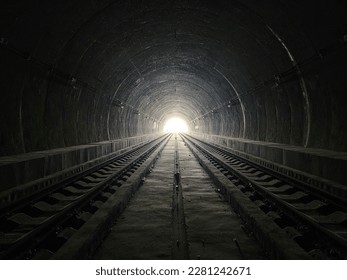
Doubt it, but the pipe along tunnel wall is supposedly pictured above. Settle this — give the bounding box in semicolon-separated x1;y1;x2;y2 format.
0;1;346;210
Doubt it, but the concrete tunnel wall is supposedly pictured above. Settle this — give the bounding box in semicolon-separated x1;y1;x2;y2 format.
0;0;346;191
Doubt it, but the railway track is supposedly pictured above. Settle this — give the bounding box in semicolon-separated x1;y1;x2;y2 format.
1;133;345;259
94;134;264;260
181;133;347;259
0;134;170;259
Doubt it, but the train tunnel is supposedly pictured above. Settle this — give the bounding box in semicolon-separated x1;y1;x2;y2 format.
0;0;346;260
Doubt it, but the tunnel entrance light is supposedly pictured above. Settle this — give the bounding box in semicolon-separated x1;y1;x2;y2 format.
163;118;188;133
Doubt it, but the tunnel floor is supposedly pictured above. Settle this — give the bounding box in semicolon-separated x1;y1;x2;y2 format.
95;135;264;259
1;134;345;259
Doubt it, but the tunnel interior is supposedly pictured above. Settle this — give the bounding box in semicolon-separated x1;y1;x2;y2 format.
0;0;347;261
0;1;347;215
0;0;346;155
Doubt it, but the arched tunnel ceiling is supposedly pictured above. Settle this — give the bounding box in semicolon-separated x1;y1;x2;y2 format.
0;0;346;156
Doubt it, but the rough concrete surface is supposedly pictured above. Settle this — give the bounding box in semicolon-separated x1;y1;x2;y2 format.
95;136;263;259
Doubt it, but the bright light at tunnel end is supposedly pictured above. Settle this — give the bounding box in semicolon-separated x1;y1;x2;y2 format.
163;118;188;133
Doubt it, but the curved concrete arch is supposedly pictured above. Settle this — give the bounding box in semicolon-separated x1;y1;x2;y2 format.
0;0;345;155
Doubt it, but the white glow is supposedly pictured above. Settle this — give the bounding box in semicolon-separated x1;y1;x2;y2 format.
163;118;188;133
